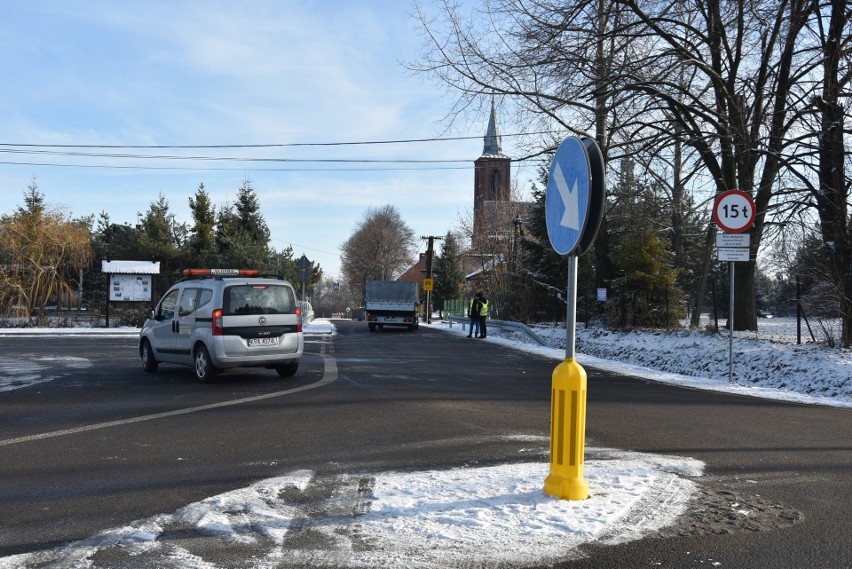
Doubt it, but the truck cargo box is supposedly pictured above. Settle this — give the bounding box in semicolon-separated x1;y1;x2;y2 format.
364;280;419;332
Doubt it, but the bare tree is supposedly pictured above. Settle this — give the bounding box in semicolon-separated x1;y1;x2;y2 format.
0;181;92;322
791;0;852;345
604;0;818;330
340;205;417;301
411;0;649;289
413;0;837;333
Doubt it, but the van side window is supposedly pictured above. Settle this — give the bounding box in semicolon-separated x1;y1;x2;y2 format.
177;288;199;317
158;289;179;320
197;289;213;310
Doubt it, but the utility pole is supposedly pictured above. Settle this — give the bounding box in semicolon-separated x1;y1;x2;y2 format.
421;235;443;324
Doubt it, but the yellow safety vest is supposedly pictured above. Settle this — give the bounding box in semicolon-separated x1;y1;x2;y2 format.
479;300;488;317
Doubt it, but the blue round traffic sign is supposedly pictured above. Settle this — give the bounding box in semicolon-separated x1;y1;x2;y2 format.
546;136;591;255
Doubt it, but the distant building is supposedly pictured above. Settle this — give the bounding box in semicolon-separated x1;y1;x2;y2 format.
398;253;428;283
398;102;529;295
466;102;530;286
473;101;513;248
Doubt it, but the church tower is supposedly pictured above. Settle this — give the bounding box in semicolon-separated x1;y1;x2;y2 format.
473;101;511;245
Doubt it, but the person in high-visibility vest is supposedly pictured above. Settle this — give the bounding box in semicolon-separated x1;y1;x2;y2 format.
477;293;488;338
467;294;482;338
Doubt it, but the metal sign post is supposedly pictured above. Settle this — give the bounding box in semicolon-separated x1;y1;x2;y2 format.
712;190;756;384
542;136;605;502
298;254;311;301
729;261;735;382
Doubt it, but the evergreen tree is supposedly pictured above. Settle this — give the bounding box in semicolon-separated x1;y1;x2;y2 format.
235;178;270;244
188;183;216;265
94;212;141;261
18;177;45;220
272;246;322;296
608;228;683;328
605;159;685;328
137;194;187;289
215;180;273;271
517;173;595;323
518;186;568;297
433;231;465;316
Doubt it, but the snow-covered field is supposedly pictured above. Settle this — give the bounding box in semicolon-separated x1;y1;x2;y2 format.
0;318;847;567
435;316;851;408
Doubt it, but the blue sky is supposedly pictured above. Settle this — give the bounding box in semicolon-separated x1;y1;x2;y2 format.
0;1;528;279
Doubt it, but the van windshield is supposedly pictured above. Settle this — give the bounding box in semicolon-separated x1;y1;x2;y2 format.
223;284;295;316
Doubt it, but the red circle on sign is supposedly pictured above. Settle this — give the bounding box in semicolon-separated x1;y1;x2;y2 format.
713;190;756;233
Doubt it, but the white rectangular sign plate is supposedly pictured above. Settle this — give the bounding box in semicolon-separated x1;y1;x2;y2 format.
718;248;750;262
716;233;751;248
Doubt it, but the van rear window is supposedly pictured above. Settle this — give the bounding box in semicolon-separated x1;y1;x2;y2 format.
223;284;296;316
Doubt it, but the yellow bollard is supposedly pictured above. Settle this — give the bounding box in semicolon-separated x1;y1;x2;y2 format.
544;357;589;500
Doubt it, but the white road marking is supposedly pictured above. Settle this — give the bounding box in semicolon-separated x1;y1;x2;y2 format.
0;350;337;447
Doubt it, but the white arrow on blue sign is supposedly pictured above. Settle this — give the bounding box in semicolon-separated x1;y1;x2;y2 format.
546;136;592;255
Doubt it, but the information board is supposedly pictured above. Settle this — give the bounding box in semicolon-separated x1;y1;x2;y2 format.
110;274;152;302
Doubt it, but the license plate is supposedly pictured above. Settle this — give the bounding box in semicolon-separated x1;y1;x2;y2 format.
248;337;278;347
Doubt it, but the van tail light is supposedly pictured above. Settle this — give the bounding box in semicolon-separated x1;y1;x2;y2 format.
212;309;224;336
296;307;303;333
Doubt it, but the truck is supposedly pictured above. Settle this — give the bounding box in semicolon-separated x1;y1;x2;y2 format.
364;280;419;332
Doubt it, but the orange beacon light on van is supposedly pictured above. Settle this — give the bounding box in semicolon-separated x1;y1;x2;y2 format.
181;268;260;277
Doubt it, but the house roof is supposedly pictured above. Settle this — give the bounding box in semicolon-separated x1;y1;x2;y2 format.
464;254;505;280
398;254;428;282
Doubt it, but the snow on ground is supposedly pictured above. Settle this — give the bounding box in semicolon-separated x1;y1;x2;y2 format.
0;450;705;569
0;318;847;567
434;317;852;408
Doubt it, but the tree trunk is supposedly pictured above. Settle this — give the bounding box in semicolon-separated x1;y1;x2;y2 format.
690;224;715;328
732;258;757;331
815;0;850;346
839;279;852;348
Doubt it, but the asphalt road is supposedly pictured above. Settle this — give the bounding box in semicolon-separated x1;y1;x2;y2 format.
0;321;849;568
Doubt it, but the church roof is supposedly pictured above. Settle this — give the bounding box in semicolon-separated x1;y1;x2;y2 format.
481;100;506;158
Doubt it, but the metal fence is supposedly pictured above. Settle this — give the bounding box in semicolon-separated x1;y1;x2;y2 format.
440;310;841;348
439;290;843;347
442;298;468;318
445;315;550;346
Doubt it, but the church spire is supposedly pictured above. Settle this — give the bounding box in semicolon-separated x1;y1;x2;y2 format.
482;100;503;157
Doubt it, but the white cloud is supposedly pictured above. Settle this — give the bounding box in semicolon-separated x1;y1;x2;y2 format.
0;1;498;277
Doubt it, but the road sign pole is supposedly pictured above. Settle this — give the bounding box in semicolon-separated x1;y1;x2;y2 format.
729;261;734;383
712;190;754;385
543;135;603;503
544;253;589;501
565;254;577;359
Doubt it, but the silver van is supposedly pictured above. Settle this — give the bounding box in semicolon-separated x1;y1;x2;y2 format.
139;269;304;381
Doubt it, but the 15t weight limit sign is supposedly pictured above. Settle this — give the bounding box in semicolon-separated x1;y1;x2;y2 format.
713;189;756;234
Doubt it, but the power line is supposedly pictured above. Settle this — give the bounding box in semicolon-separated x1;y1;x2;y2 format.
0;160;475;172
0;147;472;163
0;131;551;171
0;131;557;150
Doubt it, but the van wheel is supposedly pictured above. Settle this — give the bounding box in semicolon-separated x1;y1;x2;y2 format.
194;345;217;382
141;340;158;372
275;361;299;378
